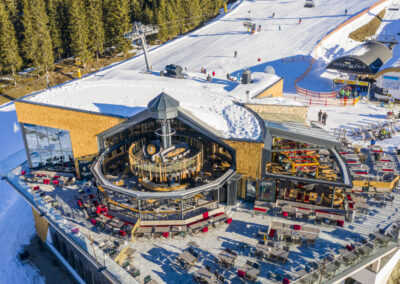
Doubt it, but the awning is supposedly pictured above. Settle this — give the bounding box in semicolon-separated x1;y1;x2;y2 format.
264;121;342;149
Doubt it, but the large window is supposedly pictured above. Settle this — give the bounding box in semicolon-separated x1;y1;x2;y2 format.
22;123;75;172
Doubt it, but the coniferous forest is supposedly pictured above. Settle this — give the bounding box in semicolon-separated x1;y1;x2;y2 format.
0;0;225;75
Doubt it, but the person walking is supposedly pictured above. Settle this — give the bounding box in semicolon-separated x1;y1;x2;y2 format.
257;25;261;32
272;12;275;18
299;18;302;24
318;110;323;123
345;9;348;15
322;112;328;126
212;71;215;76
234;50;237;58
371;138;376;146
278;25;281;31
227;73;230;80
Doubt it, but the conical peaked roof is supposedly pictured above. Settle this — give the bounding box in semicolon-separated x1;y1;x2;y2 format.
148;92;179;120
148;92;180;111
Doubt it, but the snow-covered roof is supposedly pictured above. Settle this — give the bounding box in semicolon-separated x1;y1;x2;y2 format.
20;70;286;140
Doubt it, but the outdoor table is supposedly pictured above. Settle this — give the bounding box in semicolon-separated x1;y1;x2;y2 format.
179;251;197;267
239;263;260;281
357;245;373;256
218;251;236;267
211;213;227;226
188;221;207;233
154;226;171;237
254;201;269;214
372;233;391;245
324;262;339;276
196;267;218;284
343;252;358;264
137;226;153;238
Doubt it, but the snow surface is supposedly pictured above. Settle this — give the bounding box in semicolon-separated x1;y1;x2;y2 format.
1;0;398;282
0;103;44;283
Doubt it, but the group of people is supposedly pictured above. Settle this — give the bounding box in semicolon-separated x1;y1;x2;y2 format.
339;86;360;99
318;110;328;125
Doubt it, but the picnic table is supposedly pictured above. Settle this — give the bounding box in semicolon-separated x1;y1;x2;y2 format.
154;226;171;237
253;201;269;216
171;225;187;237
357;244;373;256
343;251;358;264
217;250;237;267
211;213;227;227
178;250;197;269
196;267;218;284
137;226;153;238
238;261;260;282
188;221;207;233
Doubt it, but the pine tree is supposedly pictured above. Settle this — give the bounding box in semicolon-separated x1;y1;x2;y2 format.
103;0;131;54
67;0;89;60
46;0;64;60
181;0;202;31
84;0;105;58
0;2;22;74
20;0;54;70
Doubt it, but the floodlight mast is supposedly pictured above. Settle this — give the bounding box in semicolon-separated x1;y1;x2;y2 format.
125;22;159;72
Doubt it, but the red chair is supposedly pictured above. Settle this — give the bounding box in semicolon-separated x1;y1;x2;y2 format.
282;211;288;218
337;220;344;227
226;218;233;224
43;179;50;184
202;227;209;233
304;194;310;202
119;230;126;237
203;212;209;219
90;219;97;225
162;232;169;238
53;180;59;185
237;270;245;278
33;186;40;190
77;200;83;208
269;229;276;238
71;228;79;234
21;170;26;175
294;225;301;231
283;277;290;284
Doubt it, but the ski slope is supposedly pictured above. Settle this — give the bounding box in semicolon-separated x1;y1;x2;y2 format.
94;0;380;91
0;0;396;282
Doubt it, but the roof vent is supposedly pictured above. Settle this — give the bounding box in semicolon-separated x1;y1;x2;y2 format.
148;92;179;120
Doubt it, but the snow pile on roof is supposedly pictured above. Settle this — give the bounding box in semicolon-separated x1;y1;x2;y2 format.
249;96;303;106
24;70;265;140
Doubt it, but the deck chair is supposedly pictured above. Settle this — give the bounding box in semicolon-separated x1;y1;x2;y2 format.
143;275;152;284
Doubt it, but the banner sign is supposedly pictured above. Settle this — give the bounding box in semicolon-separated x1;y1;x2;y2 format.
334;79;369;86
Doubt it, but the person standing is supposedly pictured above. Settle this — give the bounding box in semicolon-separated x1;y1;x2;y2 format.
318;110;323;123
322;112;328;126
345;9;348;15
278;25;281;31
272;12;275;18
234;50;237;58
299;18;302;24
340;88;345;98
212;71;215;76
227;73;230;80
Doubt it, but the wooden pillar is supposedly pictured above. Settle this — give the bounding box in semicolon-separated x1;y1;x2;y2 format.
138;199;142;219
32;208;49;242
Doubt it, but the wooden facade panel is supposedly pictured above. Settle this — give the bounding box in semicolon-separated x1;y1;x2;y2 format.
246;104;308;123
32;208;49;243
15;102;125;158
255;78;283;98
223;140;263;179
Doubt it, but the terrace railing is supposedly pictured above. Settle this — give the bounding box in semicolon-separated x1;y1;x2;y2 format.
0;150;138;284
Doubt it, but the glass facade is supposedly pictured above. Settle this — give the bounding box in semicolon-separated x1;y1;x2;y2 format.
22;123;75;172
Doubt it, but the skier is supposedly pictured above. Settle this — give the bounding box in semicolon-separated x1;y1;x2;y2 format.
278;25;281;31
299;18;302;24
234;50;237;58
227;73;230;80
212;71;215;76
322;112;328;126
257;25;261;32
201;67;204;73
204;68;207;74
272;12;275;18
237;74;241;82
318;110;323;123
345;9;348;15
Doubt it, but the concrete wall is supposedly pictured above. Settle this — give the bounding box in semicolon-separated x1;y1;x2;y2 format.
15;101;125;159
245;103;308;123
254;78;283;98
